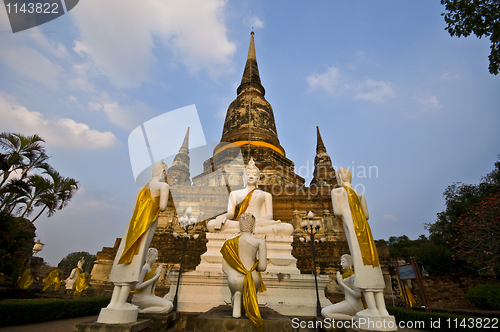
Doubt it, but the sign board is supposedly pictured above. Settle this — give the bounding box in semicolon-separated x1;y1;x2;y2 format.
397;264;416;280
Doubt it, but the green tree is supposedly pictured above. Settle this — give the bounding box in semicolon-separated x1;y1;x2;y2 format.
426;156;500;277
0;133;49;187
58;251;96;274
441;0;500;75
385;235;457;276
0;132;79;278
0;213;35;279
451;192;500;277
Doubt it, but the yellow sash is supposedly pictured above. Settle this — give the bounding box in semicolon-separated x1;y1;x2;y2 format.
134;267;156;294
17;269;35;290
234;188;256;221
119;184;160;264
401;285;418;307
73;271;89;296
42;270;63;292
342;269;354;279
220;235;266;331
344;186;380;267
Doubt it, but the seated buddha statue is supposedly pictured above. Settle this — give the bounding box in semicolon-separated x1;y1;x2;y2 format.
206;158;293;236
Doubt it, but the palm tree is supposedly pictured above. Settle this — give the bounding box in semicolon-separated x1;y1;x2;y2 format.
31;170;79;223
17;174;53;220
0;133;48;188
0;179;30;215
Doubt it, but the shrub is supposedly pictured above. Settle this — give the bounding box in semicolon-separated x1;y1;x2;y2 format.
465;283;500;310
388;306;489;332
0;296;110;327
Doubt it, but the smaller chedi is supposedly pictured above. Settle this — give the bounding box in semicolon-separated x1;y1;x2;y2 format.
322;254;364;320
221;212;267;330
131;248;173;313
207;158;293;236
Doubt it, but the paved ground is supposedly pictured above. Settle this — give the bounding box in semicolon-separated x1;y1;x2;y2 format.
0;316;429;332
0;316;98;332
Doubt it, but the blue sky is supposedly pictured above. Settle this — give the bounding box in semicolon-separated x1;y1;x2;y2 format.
1;1;498;266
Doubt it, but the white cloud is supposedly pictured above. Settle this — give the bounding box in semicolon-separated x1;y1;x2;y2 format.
88;101;102;111
0;45;64;88
68;62;97;92
306;66;342;93
244;15;265;30
88;93;155;130
354;79;395;103
0;91;117;150
72;0;236;88
383;214;398;222
416;95;441;110
27;28;70;59
307;66;395;103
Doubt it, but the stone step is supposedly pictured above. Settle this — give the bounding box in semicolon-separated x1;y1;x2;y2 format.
194;305;298;332
138;312;180;332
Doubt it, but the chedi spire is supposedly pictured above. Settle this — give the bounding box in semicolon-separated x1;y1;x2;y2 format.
167;127;191;185
310;126;337;187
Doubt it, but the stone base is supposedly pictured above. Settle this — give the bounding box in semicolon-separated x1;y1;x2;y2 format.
97;307;139;324
194;305;296;332
198;232;300;274
167;231;332;316
355;314;397;331
137;311;179;331
74;319;151;332
165;269;332;316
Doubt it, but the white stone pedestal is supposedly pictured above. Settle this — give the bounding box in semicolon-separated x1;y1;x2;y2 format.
197;232;300;274
97;306;139;324
165;232;332;316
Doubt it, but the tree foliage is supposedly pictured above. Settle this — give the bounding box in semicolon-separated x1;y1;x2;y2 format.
441;0;500;75
426;156;500;278
450;192;500;277
0;133;79;222
384;235;457;276
58;251;96;274
0;132;79;277
386;157;500;277
0;213;35;279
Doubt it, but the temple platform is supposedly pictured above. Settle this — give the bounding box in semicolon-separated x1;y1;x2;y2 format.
74;319;151;332
138;312;180;332
193;305;297;332
165;232;332;316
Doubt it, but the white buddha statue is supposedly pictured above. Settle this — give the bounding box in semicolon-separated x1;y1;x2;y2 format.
65;257;84;290
321;254;364;320
102;161;169;312
331;168;389;317
221;213;267;330
131;248;173;313
206;158;293;236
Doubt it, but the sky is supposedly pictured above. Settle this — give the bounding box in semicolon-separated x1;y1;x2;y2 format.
0;1;499;266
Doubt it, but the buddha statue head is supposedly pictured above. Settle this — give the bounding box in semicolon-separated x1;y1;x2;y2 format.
151;161;168;182
336;168;352;186
77;257;85;269
244;158;260;187
340;254;353;272
239;213;256;233
146;248;159;264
